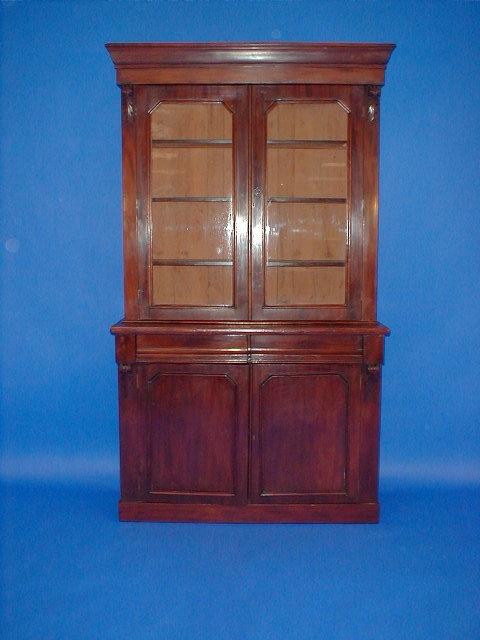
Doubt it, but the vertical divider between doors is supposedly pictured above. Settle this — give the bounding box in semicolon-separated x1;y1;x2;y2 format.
247;85;253;320
246;87;254;502
250;85;266;320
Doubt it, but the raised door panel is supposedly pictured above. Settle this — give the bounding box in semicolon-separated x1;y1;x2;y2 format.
251;85;366;321
140;363;248;503
134;85;249;320
250;364;361;503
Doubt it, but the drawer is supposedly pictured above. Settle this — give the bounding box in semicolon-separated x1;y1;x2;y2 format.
250;334;362;355
137;333;248;361
250;334;363;363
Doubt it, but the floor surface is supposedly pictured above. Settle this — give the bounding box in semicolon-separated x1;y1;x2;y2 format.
1;480;479;639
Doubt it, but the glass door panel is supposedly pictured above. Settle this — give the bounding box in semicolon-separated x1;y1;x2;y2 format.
252;86;361;320
266;101;347;307
139;87;248;319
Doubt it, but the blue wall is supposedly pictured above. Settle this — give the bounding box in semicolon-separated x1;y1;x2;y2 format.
1;0;479;481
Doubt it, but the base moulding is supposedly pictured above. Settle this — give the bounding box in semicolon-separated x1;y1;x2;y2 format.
119;501;380;524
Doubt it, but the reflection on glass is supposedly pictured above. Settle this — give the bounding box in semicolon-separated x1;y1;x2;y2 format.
152;202;233;261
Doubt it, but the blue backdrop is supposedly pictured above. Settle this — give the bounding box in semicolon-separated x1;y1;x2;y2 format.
0;3;479;639
1;0;479;483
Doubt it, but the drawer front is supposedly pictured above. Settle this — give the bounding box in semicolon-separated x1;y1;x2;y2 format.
137;333;248;362
118;331;369;364
250;334;362;362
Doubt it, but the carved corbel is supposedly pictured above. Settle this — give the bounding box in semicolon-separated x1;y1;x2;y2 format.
366;85;381;122
363;335;384;372
121;84;135;122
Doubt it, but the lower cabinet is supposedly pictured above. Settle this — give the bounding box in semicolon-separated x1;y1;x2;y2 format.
118;360;378;521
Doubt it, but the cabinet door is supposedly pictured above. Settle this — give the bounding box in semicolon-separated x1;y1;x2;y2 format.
250;364;361;503
136;363;249;503
251;85;365;321
133;86;249;320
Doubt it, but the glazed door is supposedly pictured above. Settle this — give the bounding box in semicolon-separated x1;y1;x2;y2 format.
137;363;249;504
251;85;365;321
250;364;361;503
135;86;249;320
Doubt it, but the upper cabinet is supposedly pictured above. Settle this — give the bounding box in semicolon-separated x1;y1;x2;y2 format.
107;42;395;322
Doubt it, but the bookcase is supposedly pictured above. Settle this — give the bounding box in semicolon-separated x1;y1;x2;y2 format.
107;42;394;522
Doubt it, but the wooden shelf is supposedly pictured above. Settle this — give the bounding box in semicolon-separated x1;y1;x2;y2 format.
267;260;346;268
153;259;345;271
268;197;347;204
152;196;232;203
267;139;347;149
153;259;233;267
152;139;232;148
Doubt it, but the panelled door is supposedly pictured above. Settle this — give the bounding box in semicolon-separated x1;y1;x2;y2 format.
251;85;365;321
135;85;249;320
249;363;362;503
135;362;361;506
138;363;249;504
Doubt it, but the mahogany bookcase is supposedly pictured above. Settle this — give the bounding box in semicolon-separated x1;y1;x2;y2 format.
107;42;394;523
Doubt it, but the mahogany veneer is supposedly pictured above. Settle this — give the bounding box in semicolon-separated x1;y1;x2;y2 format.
107;42;394;523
